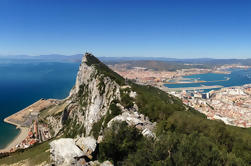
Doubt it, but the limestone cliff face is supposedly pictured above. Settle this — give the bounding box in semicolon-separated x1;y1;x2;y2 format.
46;53;155;139
66;53;121;136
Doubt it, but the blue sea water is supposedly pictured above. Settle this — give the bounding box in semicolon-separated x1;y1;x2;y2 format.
165;68;251;90
0;61;79;149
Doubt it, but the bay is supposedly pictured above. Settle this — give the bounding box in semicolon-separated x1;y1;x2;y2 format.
164;68;251;91
0;61;79;149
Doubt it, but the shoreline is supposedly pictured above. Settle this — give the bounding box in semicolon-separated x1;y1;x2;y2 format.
0;99;57;153
166;72;231;84
0;119;29;153
168;67;250;84
165;77;230;84
173;70;231;79
160;85;224;92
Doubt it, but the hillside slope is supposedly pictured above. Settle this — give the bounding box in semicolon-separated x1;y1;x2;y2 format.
0;53;250;166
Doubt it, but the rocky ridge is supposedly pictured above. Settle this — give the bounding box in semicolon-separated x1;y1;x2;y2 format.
40;53;156;165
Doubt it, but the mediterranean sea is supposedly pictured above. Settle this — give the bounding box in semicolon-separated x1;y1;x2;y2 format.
0;61;79;149
164;68;251;92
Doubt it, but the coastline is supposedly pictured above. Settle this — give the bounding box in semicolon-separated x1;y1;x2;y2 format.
0;118;29;153
160;85;223;92
0;99;57;153
166;72;230;85
165;77;230;84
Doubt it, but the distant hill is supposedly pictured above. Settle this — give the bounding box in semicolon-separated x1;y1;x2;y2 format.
1;54;251;69
106;60;214;71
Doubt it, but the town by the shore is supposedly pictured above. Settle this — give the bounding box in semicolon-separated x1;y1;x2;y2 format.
0;99;55;153
0;123;29;153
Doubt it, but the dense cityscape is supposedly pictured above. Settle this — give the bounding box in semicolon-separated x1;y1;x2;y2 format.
171;85;251;128
111;64;251;128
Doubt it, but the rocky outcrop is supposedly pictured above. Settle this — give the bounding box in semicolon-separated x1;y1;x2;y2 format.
50;138;85;166
85;160;113;166
45;53;122;137
47;53;156;165
46;116;63;137
65;53;121;136
107;110;156;138
50;137;113;166
75;136;97;158
45;53;157;138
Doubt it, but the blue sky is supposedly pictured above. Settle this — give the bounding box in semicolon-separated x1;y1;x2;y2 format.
0;0;250;58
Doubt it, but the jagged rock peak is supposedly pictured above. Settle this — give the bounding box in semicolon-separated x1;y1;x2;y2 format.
70;52;106;96
66;53;122;136
75;52;125;88
82;52;102;65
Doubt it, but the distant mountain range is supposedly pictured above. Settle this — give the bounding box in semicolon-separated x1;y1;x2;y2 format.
0;54;251;66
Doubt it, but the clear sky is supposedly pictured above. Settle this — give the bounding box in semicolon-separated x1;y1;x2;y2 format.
0;0;250;58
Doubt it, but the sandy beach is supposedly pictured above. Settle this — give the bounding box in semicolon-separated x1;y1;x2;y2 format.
0;120;29;153
0;99;57;153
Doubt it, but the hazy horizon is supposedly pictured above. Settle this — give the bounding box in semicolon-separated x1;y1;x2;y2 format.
1;53;251;60
1;53;250;59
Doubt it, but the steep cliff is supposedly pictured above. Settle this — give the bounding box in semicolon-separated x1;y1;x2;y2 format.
44;53;155;140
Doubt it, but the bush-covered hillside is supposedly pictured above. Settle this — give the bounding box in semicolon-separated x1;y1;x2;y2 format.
95;82;251;165
84;57;251;165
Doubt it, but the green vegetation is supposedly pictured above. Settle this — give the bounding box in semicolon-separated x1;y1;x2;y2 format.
124;131;244;166
78;84;88;108
64;118;85;138
97;122;144;165
120;88;134;109
98;76;106;95
97;113;251;166
91;100;122;139
103;100;122;128
85;57;251;165
131;83;205;122
85;53;125;85
96;82;251;165
157;111;251;163
0;141;50;165
92;117;104;139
